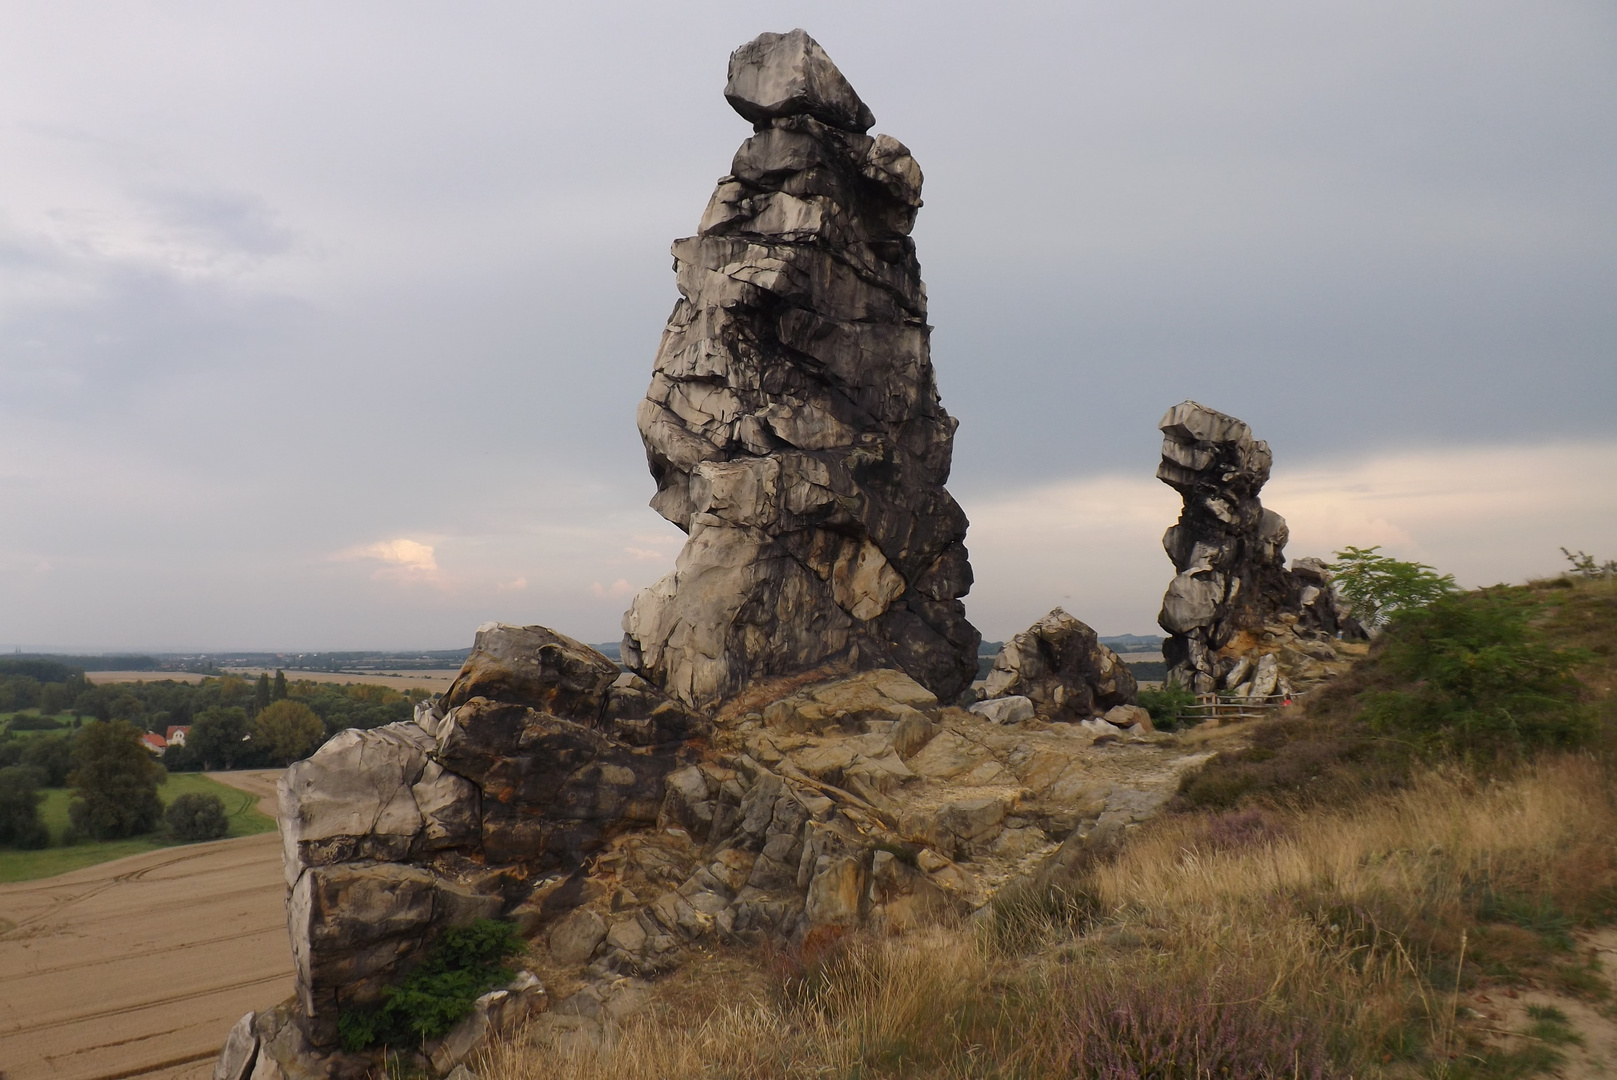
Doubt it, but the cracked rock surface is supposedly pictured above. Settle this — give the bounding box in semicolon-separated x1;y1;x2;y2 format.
622;28;980;709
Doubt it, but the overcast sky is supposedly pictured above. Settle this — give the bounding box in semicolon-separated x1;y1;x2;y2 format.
1;1;1613;652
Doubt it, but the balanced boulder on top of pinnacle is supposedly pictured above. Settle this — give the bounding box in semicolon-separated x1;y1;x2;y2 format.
724;28;876;133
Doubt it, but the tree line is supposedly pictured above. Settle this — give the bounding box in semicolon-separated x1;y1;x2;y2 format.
0;720;231;849
0;671;429;852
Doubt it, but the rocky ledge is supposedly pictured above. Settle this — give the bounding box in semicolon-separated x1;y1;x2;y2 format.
220;623;1225;1079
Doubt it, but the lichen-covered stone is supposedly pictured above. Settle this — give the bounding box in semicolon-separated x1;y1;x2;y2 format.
442;623;620;716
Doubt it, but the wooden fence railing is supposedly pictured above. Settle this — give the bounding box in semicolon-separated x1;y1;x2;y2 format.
1179;693;1287;724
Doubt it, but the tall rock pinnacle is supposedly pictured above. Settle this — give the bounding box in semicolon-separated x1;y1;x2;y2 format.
1155;401;1345;693
624;29;980;707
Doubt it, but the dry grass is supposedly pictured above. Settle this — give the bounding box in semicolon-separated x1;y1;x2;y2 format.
476;754;1617;1079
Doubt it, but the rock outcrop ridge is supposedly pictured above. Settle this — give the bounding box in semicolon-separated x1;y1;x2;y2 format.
622;28;980;708
222;617;1223;1078
1155;401;1351;694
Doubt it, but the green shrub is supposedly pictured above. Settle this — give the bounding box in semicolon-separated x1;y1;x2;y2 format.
165;792;230;841
7;713;64;731
338;918;525;1051
1138;679;1197;731
1363;591;1592;756
1327;545;1456;630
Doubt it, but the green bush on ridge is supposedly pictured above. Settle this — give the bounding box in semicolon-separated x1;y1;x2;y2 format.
1363;589;1592;757
164;792;230;842
1138;679;1198;731
338;919;525;1052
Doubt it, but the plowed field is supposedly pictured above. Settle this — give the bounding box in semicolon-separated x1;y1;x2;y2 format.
0;772;290;1080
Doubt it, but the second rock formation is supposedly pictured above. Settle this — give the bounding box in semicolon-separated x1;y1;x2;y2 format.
1155;401;1348;693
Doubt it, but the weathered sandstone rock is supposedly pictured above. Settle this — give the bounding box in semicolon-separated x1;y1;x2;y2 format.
277;723;443;886
623;28;980;708
979;608;1137;720
1155;401;1348;692
241;622;704;1075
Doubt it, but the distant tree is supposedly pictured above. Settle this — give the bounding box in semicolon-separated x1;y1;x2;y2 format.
109;690;145;725
254;673;271;716
218;675;251;708
254;700;326;765
1326;546;1457;631
21;734;75;787
272;670;288;702
73;687;108;722
1;675;40;710
0;765;49;849
188;707;252;770
161;740;202;772
165;792;229;842
39;682;71;716
68;720;165;840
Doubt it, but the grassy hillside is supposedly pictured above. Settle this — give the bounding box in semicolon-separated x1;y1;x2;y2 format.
485;574;1616;1079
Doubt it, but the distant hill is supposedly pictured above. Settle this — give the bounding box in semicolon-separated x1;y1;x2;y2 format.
6;653;158;673
1100;634;1164;654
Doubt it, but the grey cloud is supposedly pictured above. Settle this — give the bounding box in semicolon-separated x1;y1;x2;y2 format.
0;1;1612;648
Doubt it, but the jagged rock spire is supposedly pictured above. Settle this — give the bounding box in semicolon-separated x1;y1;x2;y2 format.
624;30;979;707
1155;401;1343;692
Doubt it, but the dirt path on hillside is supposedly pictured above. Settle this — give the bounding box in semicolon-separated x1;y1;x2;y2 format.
1472;926;1617;1079
0;772;291;1080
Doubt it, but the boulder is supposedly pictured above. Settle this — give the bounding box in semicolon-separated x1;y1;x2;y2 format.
549;907;608;965
623;29;980;708
725;28;875;133
1034;817;1127;896
980;609;1137;721
412;761;480;849
761;669;938;735
1103;704;1153;733
214;1011;258;1080
442;623;619;715
889;709;936;758
968;695;1034;725
804;855;868;926
438;696;686;868
423;970;547;1076
288;862;439;1021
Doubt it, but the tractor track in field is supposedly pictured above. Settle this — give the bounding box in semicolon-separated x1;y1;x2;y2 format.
0;772;291;1080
